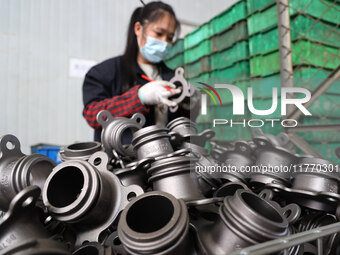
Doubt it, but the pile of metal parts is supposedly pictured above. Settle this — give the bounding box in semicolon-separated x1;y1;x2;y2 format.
1;113;340;255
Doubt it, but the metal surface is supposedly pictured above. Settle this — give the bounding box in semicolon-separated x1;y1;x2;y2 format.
114;158;154;190
229;222;340;255
167;117;215;147
59;141;102;161
168;67;194;113
72;242;116;255
148;156;204;201
0;134;56;211
0;186;70;254
132;125;174;160
117;191;198;255
264;157;340;213
249;137;297;188
97;110;145;158
42;151;144;247
194;189;291;255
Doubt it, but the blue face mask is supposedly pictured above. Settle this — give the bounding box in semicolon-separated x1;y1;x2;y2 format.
140;36;171;63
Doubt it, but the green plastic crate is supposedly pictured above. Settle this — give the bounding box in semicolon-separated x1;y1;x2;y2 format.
211;20;248;53
250;40;340;76
210;60;250;81
309;142;340;164
249;66;340;98
210;0;248;35
164;53;184;70
308;94;340;118
249;14;340;56
211;41;249;70
185;55;211;79
247;0;275;14
297;117;340;143
247;0;340;36
184;22;212;50
165;39;184;59
184;39;211;64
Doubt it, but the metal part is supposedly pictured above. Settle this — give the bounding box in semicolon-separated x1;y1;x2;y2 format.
0;186;70;254
298;212;339;255
148;156;204;201
167;117;215;147
117;191;198;255
229;222;340;255
114;158;154;190
168;67;193;113
59;141;102;161
97;110;145;158
0;134;56;211
249;137;297;189
42;151;144;247
195;190;290;255
211;141;254;183
265;157;340;213
214;182;250;198
72;242;116;255
251;127;295;152
132;125;174;160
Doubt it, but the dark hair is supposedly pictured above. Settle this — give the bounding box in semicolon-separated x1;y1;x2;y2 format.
121;1;180;92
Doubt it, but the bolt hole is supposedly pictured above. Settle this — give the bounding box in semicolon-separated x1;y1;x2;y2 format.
22;196;34;207
284;209;292;218
113;237;121;246
93;158;102;166
127;192;136;201
102;115;108;121
136;117;141;123
6;141;15;150
239;146;246;152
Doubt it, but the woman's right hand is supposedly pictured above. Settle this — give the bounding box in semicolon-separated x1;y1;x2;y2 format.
138;80;181;107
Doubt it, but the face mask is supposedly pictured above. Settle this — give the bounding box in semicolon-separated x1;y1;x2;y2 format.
139;36;171;63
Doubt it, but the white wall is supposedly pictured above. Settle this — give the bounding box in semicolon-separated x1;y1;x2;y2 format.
0;0;239;154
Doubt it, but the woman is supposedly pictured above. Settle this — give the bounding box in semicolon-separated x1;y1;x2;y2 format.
82;1;191;141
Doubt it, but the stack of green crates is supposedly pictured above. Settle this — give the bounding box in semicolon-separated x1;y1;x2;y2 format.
164;39;184;70
191;0;251;141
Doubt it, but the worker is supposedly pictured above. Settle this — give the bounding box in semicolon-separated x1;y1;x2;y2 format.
82;1;195;142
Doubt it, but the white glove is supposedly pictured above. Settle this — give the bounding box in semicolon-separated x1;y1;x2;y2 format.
138;80;181;107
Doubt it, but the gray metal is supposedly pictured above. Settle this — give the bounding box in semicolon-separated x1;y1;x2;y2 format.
251;128;295;152
0;134;56;211
148;156;204;201
194;189;291;255
59;141;102;161
229;222;340;255
117;191;198;255
214;182;250;198
276;0;294;91
114;158;154;190
167;117;215;147
132;125;174;160
72;242;116;255
249;137;297;188
265;157;340;213
0;186;70;254
97;110;146;158
298;212;339;255
42;151;144;247
288;66;340;121
168;67;193;113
